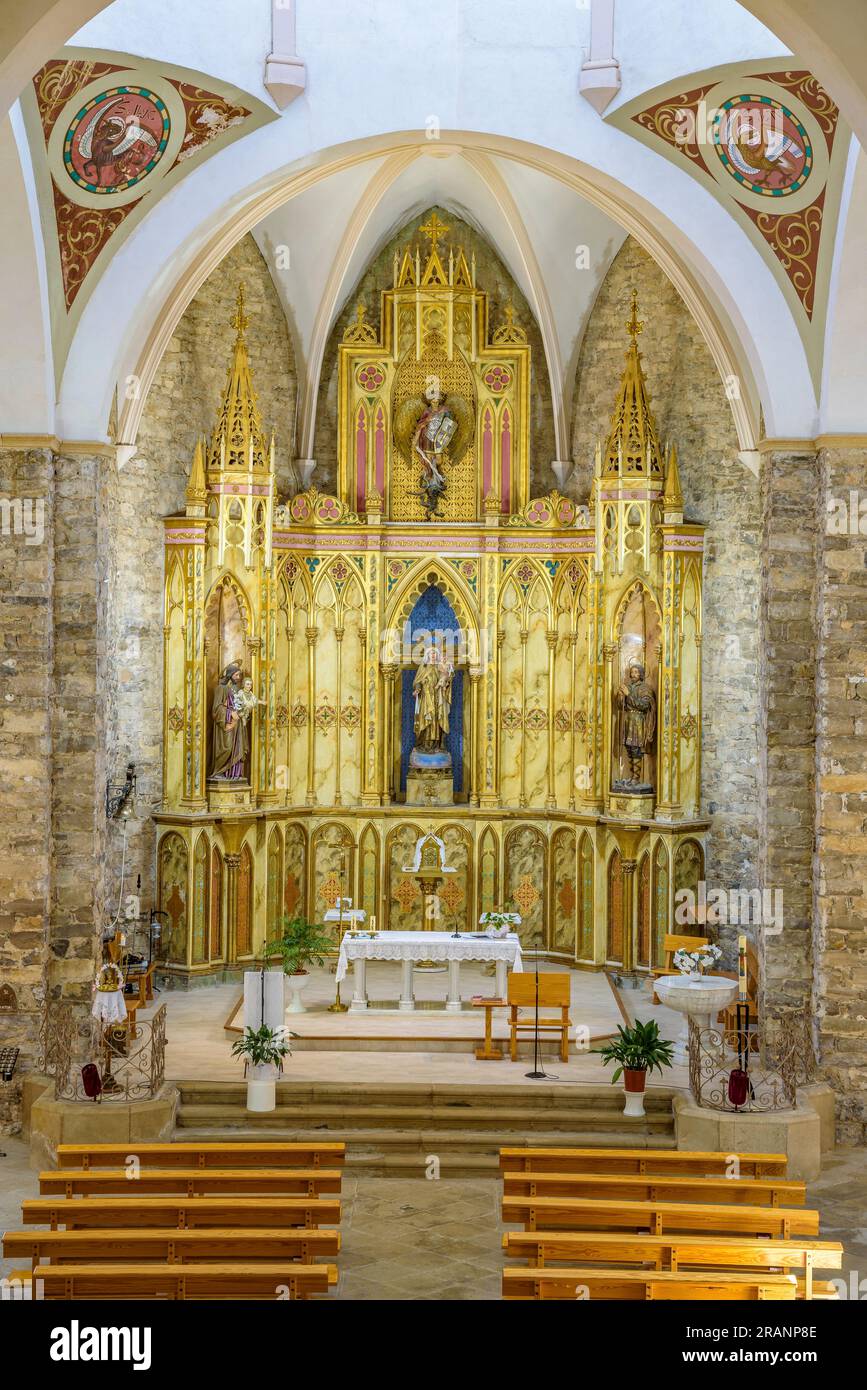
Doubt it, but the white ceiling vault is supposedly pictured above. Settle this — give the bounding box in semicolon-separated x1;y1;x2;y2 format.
251;150;628;464
0;0;865;452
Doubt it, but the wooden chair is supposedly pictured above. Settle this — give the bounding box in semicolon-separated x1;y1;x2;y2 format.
21;1195;342;1231
507;972;570;1062
650;932;708;1002
501;1170;805;1207
501;1194;820;1239
502;1266;798;1300
34;1261;337;1300
55;1141;346;1170
499;1146;787;1179
4;1227;341;1270
502;1231;843;1300
38;1168;342;1199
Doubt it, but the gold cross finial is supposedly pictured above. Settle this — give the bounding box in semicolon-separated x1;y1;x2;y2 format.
231;282;248;340
626;288;643;342
353;302;367;326
419;211;450;253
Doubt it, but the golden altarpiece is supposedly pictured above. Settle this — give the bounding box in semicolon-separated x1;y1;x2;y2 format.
154;223;708;983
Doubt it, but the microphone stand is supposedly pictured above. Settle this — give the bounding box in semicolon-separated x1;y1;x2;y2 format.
525;941;546;1080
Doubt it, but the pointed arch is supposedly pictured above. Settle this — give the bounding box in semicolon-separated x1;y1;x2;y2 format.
607;846;624;964
386;557;480;648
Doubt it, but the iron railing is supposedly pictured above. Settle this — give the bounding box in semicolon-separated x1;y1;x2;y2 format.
45;1001;167;1103
688;1010;815;1113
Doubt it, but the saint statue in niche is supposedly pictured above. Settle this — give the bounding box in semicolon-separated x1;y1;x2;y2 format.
393;380;473;519
614;662;656;787
210;662;252;781
412;646;454;754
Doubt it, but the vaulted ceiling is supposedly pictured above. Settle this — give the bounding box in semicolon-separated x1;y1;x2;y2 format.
0;0;864;453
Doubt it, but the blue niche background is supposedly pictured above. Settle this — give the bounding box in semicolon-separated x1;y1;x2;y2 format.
400;585;464;795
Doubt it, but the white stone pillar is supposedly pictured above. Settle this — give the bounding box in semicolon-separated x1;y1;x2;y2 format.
265;1;307;109
579;0;621;115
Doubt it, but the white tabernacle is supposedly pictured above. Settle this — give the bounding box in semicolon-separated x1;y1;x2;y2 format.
336;931;523;1012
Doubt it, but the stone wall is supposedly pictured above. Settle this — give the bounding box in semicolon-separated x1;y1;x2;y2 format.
571;238;762;924
105;233;297;916
312;206;556;495
0;446;54;1128
757;447;818;1024
0;445;116;1129
814;442;867;1143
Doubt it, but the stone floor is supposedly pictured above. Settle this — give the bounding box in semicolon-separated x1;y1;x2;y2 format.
2;1134;865;1298
153;962;691;1088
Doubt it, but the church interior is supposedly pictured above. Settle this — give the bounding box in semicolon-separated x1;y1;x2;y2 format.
1;0;867;1324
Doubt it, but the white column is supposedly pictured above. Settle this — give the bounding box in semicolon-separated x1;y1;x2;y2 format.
350;957;368;1012
265;0;307;109
446;958;462;1013
579;0;621;115
399;957;415;1011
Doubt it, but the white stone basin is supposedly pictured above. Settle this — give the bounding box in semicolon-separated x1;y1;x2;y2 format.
656;975;739;1015
655;974;739;1064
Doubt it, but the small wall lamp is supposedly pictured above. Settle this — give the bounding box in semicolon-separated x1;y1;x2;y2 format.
106;762;137;819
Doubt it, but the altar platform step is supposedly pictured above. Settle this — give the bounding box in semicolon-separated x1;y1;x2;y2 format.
174;1081;677;1174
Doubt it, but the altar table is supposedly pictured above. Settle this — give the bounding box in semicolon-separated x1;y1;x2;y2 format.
335;931;523;1013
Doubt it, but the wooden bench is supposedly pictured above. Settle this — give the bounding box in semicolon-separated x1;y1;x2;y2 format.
508;972;571;1062
499;1146;787;1179
55;1141;346;1170
502;1194;820;1239
39;1168;342;1199
21;1196;341;1231
34;1261;338;1300
502;1231;844;1300
503;1266;798;1301
501;1171;805;1208
4;1226;341;1270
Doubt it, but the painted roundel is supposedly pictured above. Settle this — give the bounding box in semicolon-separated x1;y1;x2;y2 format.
484;365;512;393
63;86;170;194
712;96;812;197
356;363;385;391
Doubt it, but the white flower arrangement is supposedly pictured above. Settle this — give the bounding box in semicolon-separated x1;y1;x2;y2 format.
673;944;722;975
479;909;520;939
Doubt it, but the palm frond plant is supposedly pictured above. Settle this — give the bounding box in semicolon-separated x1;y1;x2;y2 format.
264;915;336;975
597;1018;675;1086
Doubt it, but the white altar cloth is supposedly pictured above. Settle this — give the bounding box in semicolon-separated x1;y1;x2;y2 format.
336;931;523;1012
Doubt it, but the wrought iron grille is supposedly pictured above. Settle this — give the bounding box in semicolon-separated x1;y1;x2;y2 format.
688;1010;815;1113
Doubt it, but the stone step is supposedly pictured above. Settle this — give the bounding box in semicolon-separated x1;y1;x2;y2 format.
174;1101;674;1132
171;1125;676;1151
174;1080;676;1112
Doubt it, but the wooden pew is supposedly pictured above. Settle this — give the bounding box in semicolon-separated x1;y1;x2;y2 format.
34;1261;338;1300
502;1194;820;1239
502;1231;844;1300
499;1147;787;1179
503;1266;798;1301
501;1171;805;1208
21;1196;341;1231
4;1227;341;1270
39;1168;342;1199
55;1141;346;1171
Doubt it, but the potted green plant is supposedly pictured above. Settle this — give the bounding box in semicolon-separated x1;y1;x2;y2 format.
231;1023;291;1112
264;915;335;1014
597;1018;674;1117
